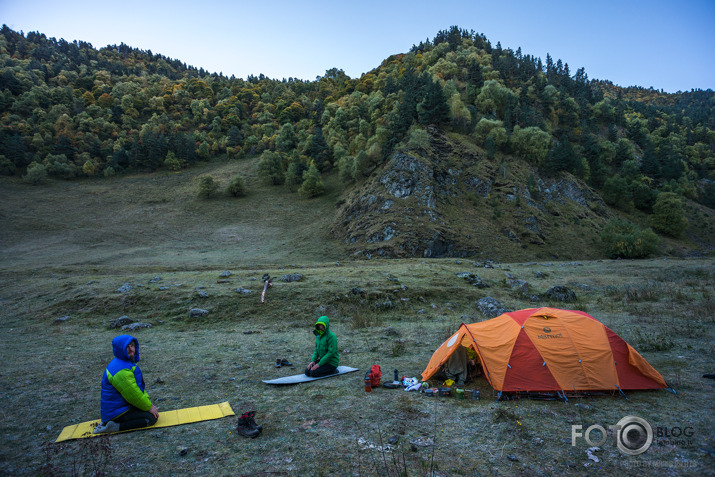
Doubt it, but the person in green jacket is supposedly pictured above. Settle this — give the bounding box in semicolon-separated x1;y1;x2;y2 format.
305;315;339;377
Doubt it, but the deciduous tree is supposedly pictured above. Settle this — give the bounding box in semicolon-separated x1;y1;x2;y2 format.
651;192;688;237
197;175;218;199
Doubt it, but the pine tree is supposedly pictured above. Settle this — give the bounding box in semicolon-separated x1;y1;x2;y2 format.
640;145;660;178
545;136;579;175
276;123;297;152
307;127;330;170
601;175;631;210
285;152;306;191
417;78;449;126
298;163;325;198
352;150;373;180
227;126;243;147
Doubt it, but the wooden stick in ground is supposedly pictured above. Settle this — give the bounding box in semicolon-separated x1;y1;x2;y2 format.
261;277;272;304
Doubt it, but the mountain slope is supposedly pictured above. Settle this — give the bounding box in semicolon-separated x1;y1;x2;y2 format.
332;127;610;261
1;25;713;261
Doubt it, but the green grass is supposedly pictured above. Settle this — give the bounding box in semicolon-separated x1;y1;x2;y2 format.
1;160;714;476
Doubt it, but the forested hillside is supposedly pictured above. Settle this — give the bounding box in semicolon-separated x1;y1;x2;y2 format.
1;25;713;258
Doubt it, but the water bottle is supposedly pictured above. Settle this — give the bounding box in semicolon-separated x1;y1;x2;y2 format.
393;369;399;383
364;372;372;392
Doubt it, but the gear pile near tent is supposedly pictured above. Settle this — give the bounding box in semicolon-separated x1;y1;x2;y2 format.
421;307;667;394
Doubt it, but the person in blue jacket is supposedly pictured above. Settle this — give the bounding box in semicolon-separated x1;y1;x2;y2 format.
93;335;159;434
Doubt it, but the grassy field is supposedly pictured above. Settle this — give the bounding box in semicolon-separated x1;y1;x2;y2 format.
1;162;714;476
0;159;345;270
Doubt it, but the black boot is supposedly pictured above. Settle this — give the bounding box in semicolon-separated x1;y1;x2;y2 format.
236;413;259;438
246;411;262;434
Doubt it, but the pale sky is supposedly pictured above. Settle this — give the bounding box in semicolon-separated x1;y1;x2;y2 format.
2;0;714;93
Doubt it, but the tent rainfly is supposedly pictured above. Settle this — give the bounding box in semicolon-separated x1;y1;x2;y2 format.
421;307;667;394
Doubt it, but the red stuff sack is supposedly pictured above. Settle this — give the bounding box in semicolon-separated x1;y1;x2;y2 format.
370;365;382;387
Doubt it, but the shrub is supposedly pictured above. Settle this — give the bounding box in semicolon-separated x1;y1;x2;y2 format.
510;126;551;164
197;175;218;199
43;154;77;179
630;328;674;352
407;128;430;153
226;175;247;197
601;218;660;258
164;151;183;171
473;118;507;151
24;161;47;185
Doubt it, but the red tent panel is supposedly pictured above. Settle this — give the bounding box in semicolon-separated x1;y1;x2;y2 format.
501;329;561;392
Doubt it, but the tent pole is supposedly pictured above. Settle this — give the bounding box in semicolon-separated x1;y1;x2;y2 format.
615;385;629;401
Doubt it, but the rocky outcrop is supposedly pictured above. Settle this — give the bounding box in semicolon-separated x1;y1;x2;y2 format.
331;128;610;261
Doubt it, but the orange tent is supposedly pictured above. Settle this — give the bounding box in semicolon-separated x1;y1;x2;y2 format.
421;307;666;393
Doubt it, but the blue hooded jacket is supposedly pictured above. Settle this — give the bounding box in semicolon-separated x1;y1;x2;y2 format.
100;335;152;422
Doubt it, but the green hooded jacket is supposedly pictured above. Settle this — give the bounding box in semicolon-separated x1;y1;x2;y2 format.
311;315;339;367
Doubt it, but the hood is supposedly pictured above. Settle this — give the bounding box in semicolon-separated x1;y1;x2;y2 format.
112;335;139;363
313;315;330;336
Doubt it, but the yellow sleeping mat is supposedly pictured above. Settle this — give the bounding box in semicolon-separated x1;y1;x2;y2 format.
55;401;235;442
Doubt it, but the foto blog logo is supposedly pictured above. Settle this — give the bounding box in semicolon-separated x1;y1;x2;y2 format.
572;415;653;456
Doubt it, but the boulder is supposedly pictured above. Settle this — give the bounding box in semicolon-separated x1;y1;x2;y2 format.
235;287;252;294
456;272;490;288
505;273;531;294
116;283;133;293
477;297;510;318
375;298;393;310
545;285;577;302
122;322;152;331
109;315;133;329
53;315;70;324
281;274;303;282
189;308;209;318
219;271;232;278
149;276;163;283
